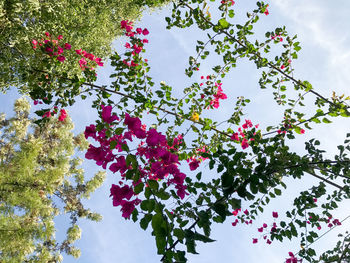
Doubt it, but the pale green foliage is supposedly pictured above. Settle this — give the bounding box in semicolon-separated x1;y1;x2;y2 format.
0;98;105;262
0;0;169;92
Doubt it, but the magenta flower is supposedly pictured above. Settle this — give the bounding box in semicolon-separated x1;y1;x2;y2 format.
121;201;135;219
101;105;119;123
84;124;96;139
142;28;149;35
64;43;71;50
241;138;249;149
124;113;142;132
146;128;166;147
189;159;200;171
57;55;66;62
272;211;279;218
58;109;67;121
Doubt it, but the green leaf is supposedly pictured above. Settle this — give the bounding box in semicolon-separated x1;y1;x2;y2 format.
173;228;185;241
134;183;144;194
218;18;230;29
274;188;282;196
193;232;215;243
115;127;124;135
148;180;159;191
322;117;332;123
140;214;152;230
110;140;117;150
121;143;130;152
213;203;226;220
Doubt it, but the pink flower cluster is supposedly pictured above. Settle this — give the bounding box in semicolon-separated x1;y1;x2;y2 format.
286;252;302;263
75;49;103;70
84;106;189;218
210;84;227;109
264;4;269;15
231;208;253;227
220;0;235;5
120;20;149;68
186;146;209;171
42;107;67;122
199;76;227;109
271;34;283;42
231;119;259;150
32;32;71;63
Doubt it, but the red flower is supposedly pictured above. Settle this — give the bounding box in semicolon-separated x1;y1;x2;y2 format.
272;211;278;218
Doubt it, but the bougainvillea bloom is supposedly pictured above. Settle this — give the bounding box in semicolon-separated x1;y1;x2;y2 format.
101;105;119;123
272;211;279;218
58;109;67;121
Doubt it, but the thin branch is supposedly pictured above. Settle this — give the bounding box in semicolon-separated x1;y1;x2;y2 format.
178;1;336;106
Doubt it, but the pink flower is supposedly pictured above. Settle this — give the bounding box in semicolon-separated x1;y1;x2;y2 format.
258;227;263;232
120;201;135;219
57;35;63;40
189;159;200;171
143;39;149;43
58;109;67;121
57;47;64;54
252;238;258;244
75;49;82;55
45;47;53;53
57;55;66;62
263;223;267;228
45;32;50;37
136;28;143;34
101;105;119;123
244;209;249;215
142;28;149;35
84;124;96;139
231;132;239;141
300;129;305;134
272;211;278;218
175;184;188;199
79;58;87;70
241;139;249;149
64;43;71;50
232;219;239;226
264;5;269;15
43;111;51;118
32;39;38;46
146;128;167;146
232;208;241;216
124;113;142;132
95;57;104;66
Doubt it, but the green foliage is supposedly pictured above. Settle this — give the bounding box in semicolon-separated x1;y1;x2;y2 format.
2;0;350;262
0;0;168;92
0;98;105;262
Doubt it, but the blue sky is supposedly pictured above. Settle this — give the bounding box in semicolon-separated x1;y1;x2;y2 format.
1;1;350;262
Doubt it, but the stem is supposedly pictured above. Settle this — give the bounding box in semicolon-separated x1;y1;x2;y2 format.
160;196;226;262
179;1;335;106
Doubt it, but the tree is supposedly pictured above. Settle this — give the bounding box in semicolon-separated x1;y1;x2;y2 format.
0;98;105;262
0;0;168;92
3;0;350;262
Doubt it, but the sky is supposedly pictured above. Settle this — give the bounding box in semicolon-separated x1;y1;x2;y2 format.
1;1;350;262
